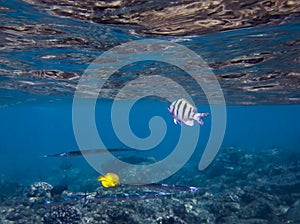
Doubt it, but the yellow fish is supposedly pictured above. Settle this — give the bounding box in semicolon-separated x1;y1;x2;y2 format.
97;172;120;188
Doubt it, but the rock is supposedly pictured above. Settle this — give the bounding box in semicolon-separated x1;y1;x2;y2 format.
239;199;274;220
106;207;130;222
24;182;53;203
238;219;269;224
156;216;187;224
43;205;81;224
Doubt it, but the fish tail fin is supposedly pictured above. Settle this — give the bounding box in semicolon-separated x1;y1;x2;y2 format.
193;112;209;125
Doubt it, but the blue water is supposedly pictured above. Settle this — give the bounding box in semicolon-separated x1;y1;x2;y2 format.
2;2;300;224
1;97;300;188
0;0;300;193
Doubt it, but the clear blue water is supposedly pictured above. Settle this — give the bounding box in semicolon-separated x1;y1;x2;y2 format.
0;0;300;198
1;98;300;189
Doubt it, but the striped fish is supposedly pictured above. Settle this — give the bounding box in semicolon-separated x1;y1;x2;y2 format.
168;98;209;126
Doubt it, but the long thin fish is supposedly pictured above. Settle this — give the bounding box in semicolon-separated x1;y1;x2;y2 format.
42;192;173;206
41;183;205;207
42;148;134;158
142;183;204;193
93;192;173;202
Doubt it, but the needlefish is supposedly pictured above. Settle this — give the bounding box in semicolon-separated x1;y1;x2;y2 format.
43;192;174;207
42;148;134;158
143;183;204;193
41;183;205;207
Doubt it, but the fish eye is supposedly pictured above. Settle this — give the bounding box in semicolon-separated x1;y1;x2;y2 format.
155;193;159;197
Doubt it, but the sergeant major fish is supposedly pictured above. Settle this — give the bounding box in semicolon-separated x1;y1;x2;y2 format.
168;98;209;126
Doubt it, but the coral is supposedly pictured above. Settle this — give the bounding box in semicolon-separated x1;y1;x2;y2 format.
156;215;187;224
1;148;300;224
24;182;53;203
106;207;130;221
43;205;81;224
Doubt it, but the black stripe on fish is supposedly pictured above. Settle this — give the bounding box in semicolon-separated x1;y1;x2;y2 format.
182;101;188;120
170;105;174;115
178;100;186;120
187;106;193;119
171;100;178;117
176;100;183;118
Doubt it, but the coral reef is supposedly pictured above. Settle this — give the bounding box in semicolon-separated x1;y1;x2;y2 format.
0;147;300;223
43;205;81;224
156;216;187;224
24;182;53;203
